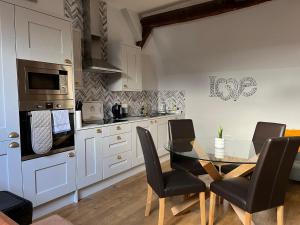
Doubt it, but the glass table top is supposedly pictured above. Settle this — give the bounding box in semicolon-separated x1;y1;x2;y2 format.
164;138;260;164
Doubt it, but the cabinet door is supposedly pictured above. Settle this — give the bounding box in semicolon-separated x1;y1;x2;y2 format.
15;6;72;65
0;2;20;142
22;151;76;207
125;45;142;91
0;154;8;191
149;120;158;149
132;121;150;167
76;129;103;189
156;118;169;157
0;2;23;197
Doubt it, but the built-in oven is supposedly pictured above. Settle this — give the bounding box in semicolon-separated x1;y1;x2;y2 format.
17;59;74;110
17;59;75;160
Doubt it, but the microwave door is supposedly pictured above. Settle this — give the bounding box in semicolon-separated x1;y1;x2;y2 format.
25;67;68;95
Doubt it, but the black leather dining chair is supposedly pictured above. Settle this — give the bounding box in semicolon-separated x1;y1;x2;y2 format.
208;137;300;225
137;127;207;225
221;122;286;174
168;119;207;175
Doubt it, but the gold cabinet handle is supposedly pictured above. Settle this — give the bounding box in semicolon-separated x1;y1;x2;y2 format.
117;136;122;140
64;59;72;64
96;128;102;133
117;155;122;160
9;142;19;148
68;152;75;158
123;84;128;88
150;121;154;124
8;132;19;138
116;126;121;130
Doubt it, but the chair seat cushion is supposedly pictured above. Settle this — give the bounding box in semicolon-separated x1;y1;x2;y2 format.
163;170;206;197
172;158;207;176
210;177;249;210
0;191;33;225
220;164;239;174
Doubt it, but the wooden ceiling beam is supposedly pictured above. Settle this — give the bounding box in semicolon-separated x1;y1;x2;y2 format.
137;0;272;48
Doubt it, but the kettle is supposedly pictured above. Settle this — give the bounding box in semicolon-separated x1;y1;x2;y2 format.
112;103;123;119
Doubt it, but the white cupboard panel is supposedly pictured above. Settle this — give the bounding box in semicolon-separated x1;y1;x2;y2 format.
9;0;65;18
0;155;8;191
132;121;150;167
15;6;72;65
157;119;169;157
22;151;76;206
103;151;132;179
0;2;20;142
76;129;103;189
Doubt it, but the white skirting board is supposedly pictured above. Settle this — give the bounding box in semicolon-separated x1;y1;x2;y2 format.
33;155;170;219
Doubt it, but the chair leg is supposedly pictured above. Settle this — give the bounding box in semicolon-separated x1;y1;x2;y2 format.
277;205;284;225
199;192;206;225
158;198;165;225
244;212;252;225
145;184;153;216
208;192;216;225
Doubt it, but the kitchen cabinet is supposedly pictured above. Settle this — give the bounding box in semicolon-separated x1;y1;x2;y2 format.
148;118;169;157
108;44;142;91
0;154;8;191
76;128;104;189
103;133;132;157
131;121;151;166
7;0;65;18
0;2;23;196
0;2;20;142
22;150;76;207
15;6;73;65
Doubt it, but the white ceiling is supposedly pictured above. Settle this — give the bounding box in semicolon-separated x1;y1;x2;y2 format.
107;0;210;15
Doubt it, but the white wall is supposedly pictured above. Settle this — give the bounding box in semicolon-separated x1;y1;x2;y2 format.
143;0;300;139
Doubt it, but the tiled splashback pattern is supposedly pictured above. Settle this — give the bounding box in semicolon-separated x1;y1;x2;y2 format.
66;0;185;118
75;72;185;118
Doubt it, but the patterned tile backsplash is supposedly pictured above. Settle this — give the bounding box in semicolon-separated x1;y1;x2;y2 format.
75;72;185;118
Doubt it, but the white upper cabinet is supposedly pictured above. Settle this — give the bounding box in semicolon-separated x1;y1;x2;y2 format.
0;1;20;142
108;44;142;91
7;0;65;18
15;6;73;65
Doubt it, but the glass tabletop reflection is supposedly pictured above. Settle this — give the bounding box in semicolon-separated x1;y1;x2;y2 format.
164;138;259;164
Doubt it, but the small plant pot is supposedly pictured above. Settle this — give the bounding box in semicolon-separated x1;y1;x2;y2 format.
215;138;225;149
215;138;225;159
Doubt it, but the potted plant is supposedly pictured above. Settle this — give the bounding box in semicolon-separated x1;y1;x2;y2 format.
215;127;225;158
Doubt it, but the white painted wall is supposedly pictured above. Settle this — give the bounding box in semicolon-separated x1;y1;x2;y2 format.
143;0;300;139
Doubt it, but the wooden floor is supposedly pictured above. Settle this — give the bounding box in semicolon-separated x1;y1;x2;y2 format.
49;162;300;225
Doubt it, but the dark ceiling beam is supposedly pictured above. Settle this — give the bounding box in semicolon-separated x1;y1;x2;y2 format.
137;0;272;48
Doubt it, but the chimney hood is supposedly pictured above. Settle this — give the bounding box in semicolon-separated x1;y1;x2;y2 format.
82;0;122;73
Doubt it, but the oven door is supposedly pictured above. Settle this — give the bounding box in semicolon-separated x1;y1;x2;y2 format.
19;111;75;161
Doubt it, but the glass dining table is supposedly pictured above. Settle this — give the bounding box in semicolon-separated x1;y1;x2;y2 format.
164;138;260;224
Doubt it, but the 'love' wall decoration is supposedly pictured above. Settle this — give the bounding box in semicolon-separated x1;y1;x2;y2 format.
209;76;257;101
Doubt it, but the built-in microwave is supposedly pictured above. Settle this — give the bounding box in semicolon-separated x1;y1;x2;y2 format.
17;59;74;111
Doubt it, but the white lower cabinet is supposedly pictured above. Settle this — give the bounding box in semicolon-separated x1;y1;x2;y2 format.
156;118;169;157
103;151;132;179
76;128;104;189
103;133;132;157
22;150;76;207
0;154;8;191
132;121;151;166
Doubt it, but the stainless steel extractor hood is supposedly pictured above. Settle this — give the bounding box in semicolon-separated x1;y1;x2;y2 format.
82;0;122;73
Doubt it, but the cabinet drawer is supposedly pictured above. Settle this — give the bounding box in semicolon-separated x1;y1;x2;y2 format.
103;133;132;157
103;151;132;179
109;123;131;135
0;142;7;156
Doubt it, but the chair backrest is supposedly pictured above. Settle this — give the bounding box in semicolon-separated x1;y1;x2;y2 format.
136;127;165;197
168;119;196;140
252;122;286;153
246;137;300;213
